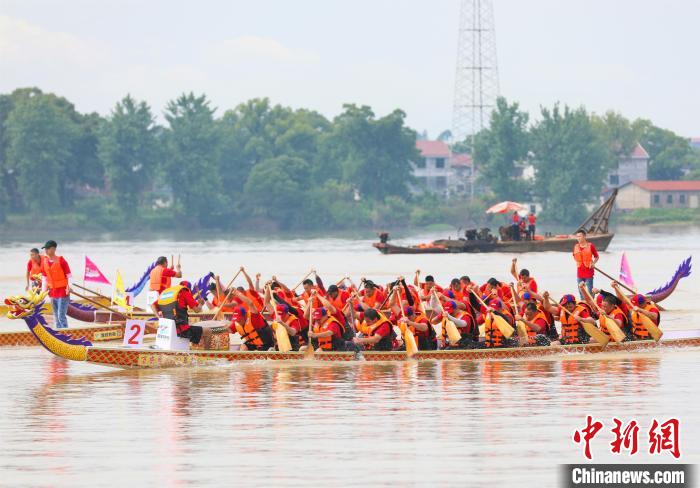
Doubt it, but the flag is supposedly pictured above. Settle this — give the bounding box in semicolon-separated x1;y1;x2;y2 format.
619;252;636;289
84;256;111;285
112;270;132;312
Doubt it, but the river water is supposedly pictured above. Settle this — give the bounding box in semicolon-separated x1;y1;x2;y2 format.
0;226;698;487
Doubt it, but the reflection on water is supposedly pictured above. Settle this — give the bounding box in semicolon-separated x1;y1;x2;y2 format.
1;349;698;487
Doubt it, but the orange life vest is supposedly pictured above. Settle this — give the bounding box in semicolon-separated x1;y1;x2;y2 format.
631;304;660;339
28;258;42;277
484;311;512;348
363;290;384;309
149;265;171;292
41;256;68;290
313;316;343;351
559;303;590;344
524;311;548;345
599;306;628;337
573;243;593;268
235;315;264;348
359;313;393;351
212;294;236;313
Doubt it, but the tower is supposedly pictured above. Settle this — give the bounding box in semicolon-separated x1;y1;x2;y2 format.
451;0;500;143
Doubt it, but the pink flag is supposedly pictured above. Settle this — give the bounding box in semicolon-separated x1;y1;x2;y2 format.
619;252;635;289
84;256;111;285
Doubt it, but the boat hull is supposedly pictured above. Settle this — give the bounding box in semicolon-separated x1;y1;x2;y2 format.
0;323;130;347
374;233;614;254
83;333;700;368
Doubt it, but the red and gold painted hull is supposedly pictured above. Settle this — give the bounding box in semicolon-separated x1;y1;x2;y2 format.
0;323;132;347
84;334;700;369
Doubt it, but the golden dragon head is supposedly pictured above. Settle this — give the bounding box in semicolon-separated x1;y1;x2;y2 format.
4;289;49;319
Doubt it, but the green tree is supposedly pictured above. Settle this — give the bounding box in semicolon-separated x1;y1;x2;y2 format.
591;111;637;159
5;92;79;213
531;105;611;224
98;95;159;210
325;104;418;200
163;93;224;225
473;97;530;200
243;155;310;227
632;119;697;180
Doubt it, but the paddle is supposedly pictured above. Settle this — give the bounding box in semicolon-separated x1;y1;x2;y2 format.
509;284;530;347
611;282;663;342
269;285;292;353
291;269;315;292
396;289;418;358
468;288;515;338
70;290;126;317
303;299;315;359
212;269;242;320
73;283;146;312
579;283;626;343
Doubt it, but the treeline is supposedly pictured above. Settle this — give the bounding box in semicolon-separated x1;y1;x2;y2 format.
474;98;700;223
1;88;459;231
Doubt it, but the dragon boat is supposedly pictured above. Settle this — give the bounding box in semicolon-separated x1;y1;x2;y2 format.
6;289;700;369
0;272;219;348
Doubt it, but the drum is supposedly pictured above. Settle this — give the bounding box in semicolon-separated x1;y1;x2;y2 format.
190;321;230;351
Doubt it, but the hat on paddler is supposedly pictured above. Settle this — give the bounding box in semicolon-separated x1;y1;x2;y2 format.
180;280;192;290
488;298;502;309
559;294;576;305
276;304;288;315
231;306;246;322
522;291;532;301
444;300;456;313
631;294;646;306
42;240;57;249
312;307;327;320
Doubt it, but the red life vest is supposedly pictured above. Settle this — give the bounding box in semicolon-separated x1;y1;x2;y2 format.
41;256;68;290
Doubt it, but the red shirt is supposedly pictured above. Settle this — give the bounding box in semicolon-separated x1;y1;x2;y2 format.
177;288;200;309
229;312;266;334
576;244;599;279
323;320;342;339
156;267;178;293
372;322;391;338
41;256;72;298
528;214;536;225
530;316;547;332
522;278;538;293
512;214;520;224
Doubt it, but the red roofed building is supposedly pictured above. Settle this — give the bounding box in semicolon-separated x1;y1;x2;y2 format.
691;137;700;150
616;180;700;209
412;140;474;197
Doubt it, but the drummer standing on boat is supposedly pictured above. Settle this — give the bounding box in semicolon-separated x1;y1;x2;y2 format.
148;256;182;313
39;240;71;329
573;229;599;297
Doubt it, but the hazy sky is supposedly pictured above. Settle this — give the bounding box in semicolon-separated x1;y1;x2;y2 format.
1;0;698;137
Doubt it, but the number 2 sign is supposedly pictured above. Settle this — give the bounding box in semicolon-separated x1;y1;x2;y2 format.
123;319;146;347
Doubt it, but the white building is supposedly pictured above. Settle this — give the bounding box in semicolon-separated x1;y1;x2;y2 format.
411;140;474;198
606;142;650;188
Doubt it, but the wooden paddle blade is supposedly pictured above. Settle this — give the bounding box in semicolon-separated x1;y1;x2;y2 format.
272;322;292;353
492;314;515;339
404;329;418;357
601;316;626;343
634;312;663;342
444;320;462;345
516;321;529;347
303;341;316;359
583;322;610;347
478;324;485;338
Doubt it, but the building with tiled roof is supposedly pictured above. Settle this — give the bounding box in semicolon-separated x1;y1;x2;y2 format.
615;180;700;210
606;142;650;188
411;140;474;197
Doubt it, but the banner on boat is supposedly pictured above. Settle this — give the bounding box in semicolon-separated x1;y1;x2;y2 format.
84;256;110;285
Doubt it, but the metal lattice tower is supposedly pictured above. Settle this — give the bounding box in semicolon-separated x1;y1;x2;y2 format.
452;0;500;143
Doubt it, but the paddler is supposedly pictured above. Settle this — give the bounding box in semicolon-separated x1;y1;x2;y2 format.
229;290;275;351
156;280;211;346
514;302;551;346
360;280;386;309
308;307;348;352
543;293;595;345
353;308;394;351
437;298;478;349
510;258;538;293
273;303;306;350
480;298;517;348
26;248;42;291
390;289;436;350
148;256;182;314
595;294;629;340
611;282;661;341
40;240;71;329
